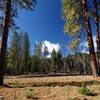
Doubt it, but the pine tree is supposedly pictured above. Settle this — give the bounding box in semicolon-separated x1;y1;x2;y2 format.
18;32;24;74
93;0;100;74
56;50;62;72
7;32;20;74
80;0;98;77
34;41;42;58
22;33;30;74
0;0;11;86
51;49;57;73
62;0;98;76
31;55;41;73
31;41;42;73
43;46;49;58
0;0;37;85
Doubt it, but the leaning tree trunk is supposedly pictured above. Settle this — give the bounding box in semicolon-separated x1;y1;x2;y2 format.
80;0;98;77
0;0;11;85
93;0;100;74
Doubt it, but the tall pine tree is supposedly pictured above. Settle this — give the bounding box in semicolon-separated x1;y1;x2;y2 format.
22;33;30;74
7;32;20;74
0;0;37;85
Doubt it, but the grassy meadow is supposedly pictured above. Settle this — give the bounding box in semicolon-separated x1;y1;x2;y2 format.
0;76;100;100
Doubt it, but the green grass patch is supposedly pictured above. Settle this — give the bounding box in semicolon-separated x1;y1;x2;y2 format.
91;80;99;85
79;82;90;95
25;90;34;99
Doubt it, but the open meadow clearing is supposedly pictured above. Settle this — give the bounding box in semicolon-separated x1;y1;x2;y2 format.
0;75;100;100
0;0;100;100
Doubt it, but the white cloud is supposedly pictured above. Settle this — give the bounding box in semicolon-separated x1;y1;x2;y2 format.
42;40;60;58
46;54;51;58
80;35;96;53
42;40;60;53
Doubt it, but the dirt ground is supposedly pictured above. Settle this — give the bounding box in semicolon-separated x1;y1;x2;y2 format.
0;75;100;100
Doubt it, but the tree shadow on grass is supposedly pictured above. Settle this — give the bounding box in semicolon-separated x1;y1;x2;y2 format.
32;80;100;87
87;92;98;96
4;80;100;89
32;97;39;100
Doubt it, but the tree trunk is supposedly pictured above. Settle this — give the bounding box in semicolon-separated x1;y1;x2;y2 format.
0;0;11;85
80;0;98;77
83;53;86;74
93;0;100;74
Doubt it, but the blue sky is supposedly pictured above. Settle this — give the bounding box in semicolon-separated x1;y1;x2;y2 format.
8;0;98;55
14;0;71;55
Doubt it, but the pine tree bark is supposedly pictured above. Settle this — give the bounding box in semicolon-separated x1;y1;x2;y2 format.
80;0;98;77
93;0;100;74
0;0;11;85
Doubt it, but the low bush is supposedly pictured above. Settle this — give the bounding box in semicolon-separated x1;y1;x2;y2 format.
92;80;99;85
25;91;34;99
79;82;90;95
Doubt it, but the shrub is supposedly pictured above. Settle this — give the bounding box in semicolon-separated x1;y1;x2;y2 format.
79;82;89;95
92;80;99;85
25;91;34;99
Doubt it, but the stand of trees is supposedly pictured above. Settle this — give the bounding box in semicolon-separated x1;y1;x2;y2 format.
62;0;100;76
6;32;30;75
5;37;92;75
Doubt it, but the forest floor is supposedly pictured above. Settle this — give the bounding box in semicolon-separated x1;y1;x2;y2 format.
0;75;100;100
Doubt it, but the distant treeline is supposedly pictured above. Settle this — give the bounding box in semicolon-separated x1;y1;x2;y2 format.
5;32;92;75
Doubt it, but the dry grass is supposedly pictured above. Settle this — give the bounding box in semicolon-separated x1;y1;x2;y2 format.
0;75;100;100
